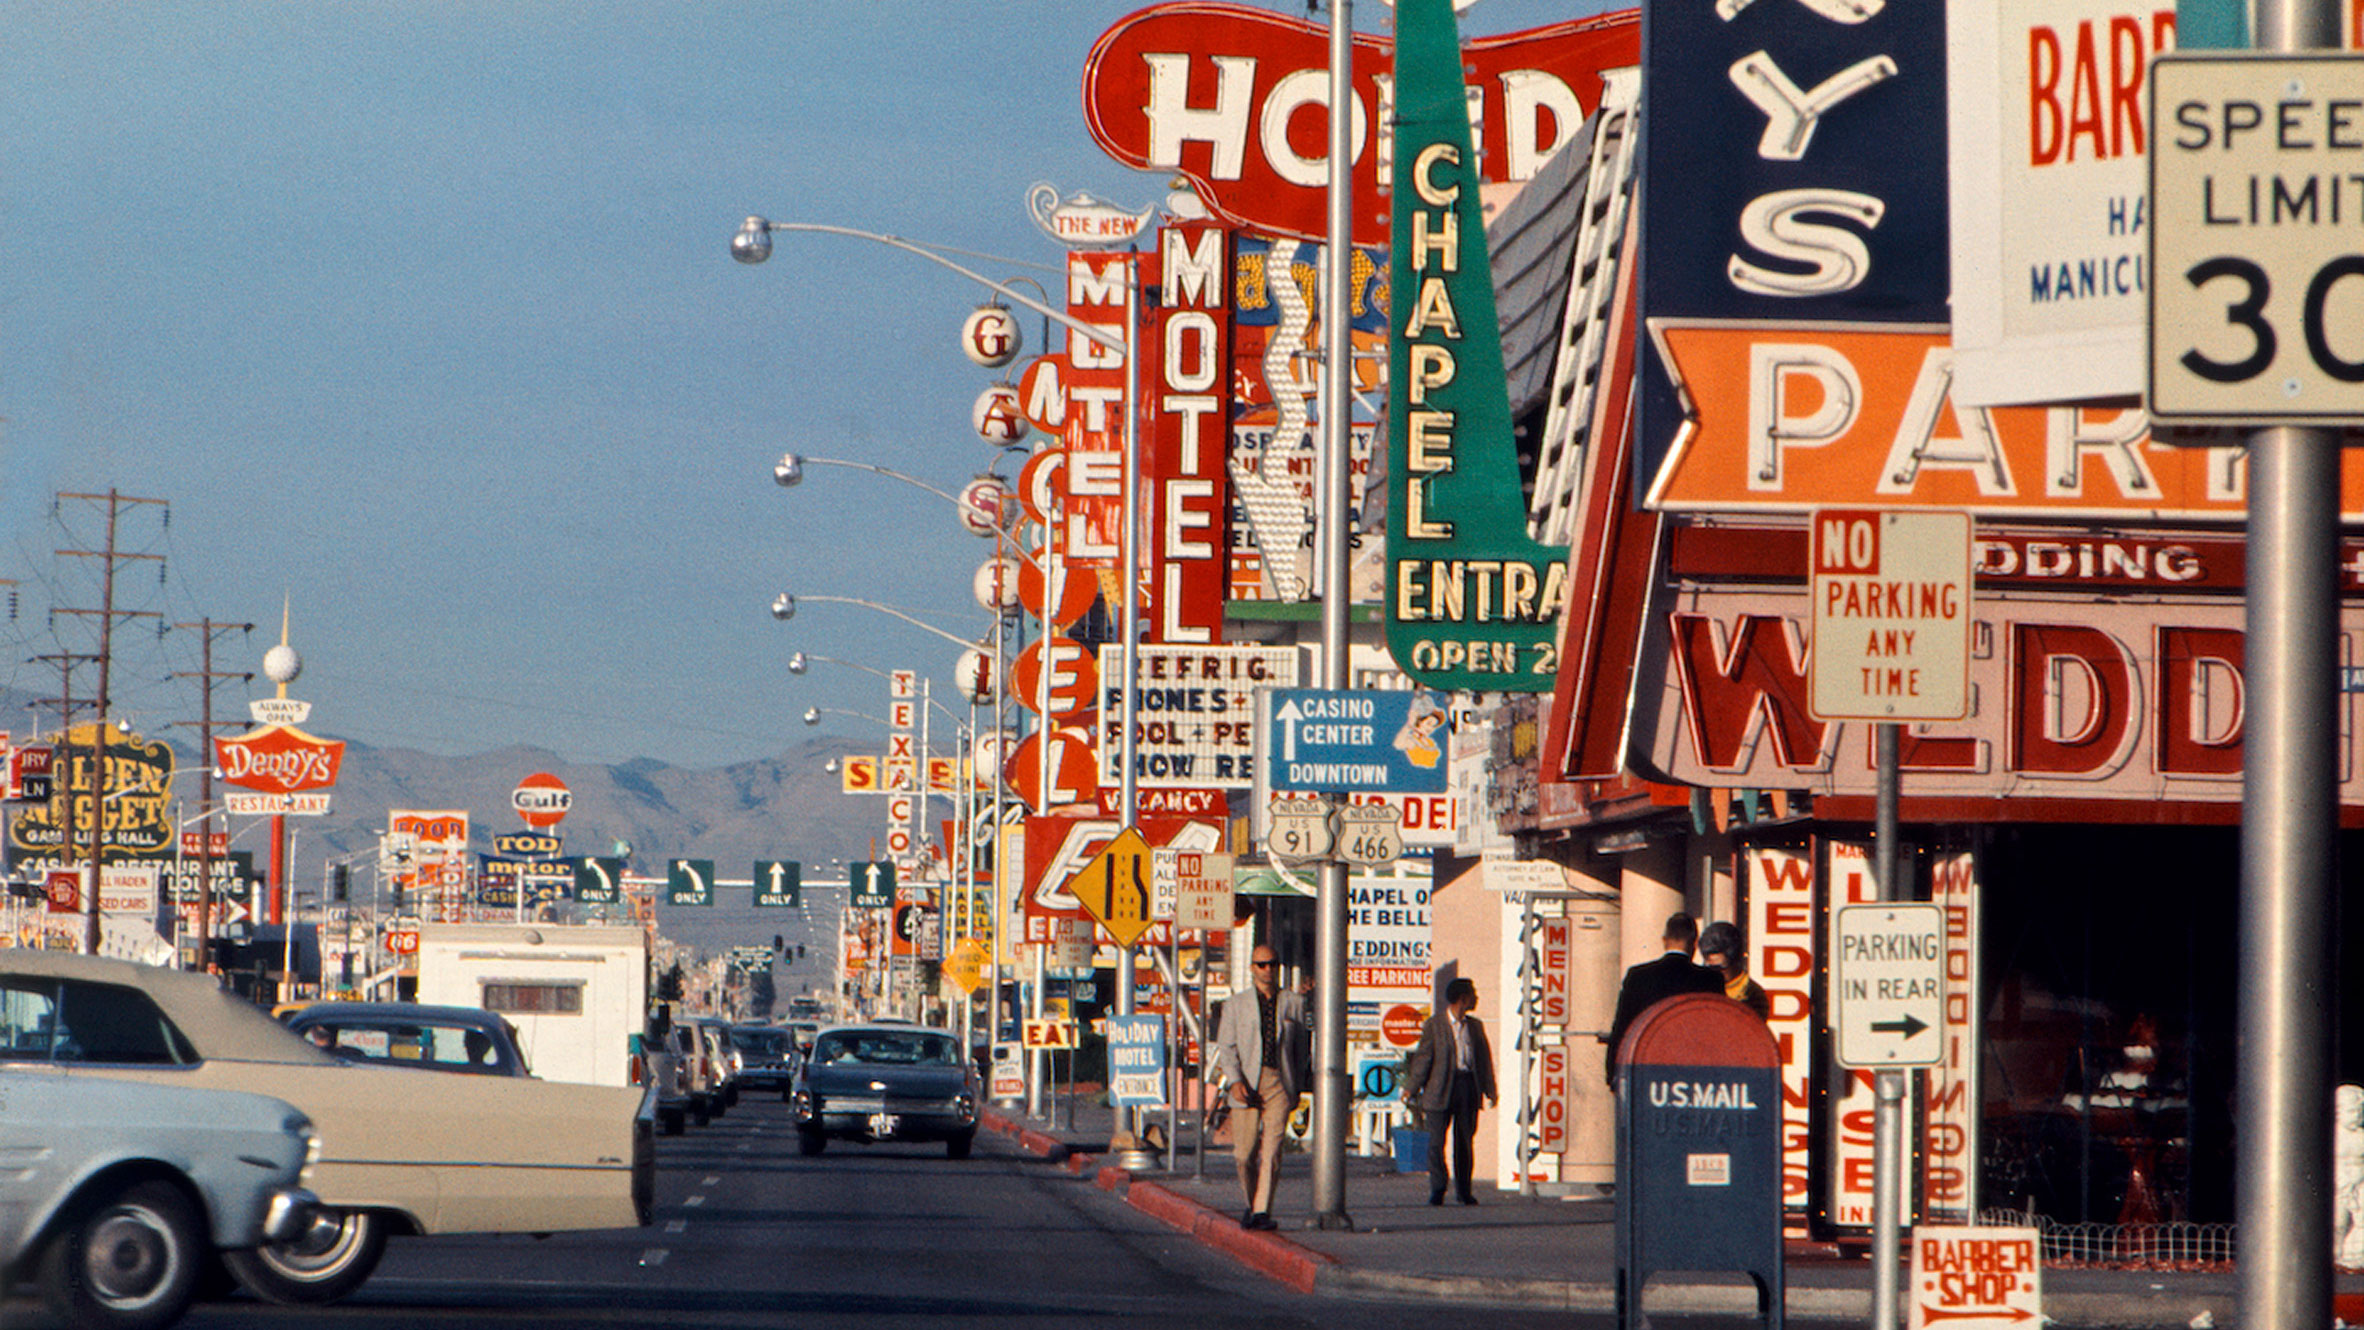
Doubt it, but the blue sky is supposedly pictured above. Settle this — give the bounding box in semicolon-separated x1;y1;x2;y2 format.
0;0;1604;769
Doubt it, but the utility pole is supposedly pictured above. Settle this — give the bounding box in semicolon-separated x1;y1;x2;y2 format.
27;651;94;949
53;488;168;954
173;619;253;971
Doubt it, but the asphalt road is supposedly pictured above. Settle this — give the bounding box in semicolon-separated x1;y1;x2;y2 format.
13;1094;1598;1330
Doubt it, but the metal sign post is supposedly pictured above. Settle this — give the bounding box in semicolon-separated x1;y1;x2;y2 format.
2147;30;2342;1330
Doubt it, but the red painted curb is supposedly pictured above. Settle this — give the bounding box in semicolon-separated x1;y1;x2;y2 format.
1096;1165;1129;1191
1122;1179;1331;1296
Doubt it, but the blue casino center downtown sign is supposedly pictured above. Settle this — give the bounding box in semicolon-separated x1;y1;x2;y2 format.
1266;689;1452;795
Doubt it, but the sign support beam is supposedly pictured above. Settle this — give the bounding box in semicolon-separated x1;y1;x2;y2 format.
2242;423;2338;1330
1310;0;1355;1233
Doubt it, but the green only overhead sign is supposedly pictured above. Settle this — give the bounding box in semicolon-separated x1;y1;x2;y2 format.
1383;0;1566;693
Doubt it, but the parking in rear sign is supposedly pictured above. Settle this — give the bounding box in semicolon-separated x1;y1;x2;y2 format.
1833;904;1945;1068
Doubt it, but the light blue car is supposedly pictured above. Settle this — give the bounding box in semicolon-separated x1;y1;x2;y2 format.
0;1070;318;1330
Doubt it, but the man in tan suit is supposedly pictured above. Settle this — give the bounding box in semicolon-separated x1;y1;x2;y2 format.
1210;945;1309;1230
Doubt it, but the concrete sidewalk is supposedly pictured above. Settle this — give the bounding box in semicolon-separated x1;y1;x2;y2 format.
983;1099;2348;1325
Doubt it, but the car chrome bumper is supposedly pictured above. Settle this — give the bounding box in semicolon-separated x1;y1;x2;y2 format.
260;1187;321;1245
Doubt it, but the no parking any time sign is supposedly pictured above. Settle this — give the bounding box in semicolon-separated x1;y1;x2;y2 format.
1809;509;1971;723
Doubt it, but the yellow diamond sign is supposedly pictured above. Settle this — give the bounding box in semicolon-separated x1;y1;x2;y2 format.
945;937;989;994
1067;826;1156;948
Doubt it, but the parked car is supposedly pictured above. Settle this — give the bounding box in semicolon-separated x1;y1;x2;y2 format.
0;1071;319;1330
728;1024;796;1096
281;1003;531;1078
790;1023;980;1159
0;952;652;1308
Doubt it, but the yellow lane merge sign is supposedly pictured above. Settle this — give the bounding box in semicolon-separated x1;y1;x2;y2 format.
1068;825;1155;948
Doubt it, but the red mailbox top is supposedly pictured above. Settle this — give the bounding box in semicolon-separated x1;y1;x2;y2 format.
1617;993;1779;1071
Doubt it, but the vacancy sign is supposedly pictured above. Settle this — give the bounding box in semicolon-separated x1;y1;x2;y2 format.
1809;509;1971;722
1909;1225;2042;1330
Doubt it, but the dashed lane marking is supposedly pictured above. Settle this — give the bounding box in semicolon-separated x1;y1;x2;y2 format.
638;1249;668;1267
665;1219;688;1234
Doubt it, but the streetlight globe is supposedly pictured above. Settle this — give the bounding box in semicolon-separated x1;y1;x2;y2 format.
774;452;804;487
770;594;796;621
824;757;840;773
802;707;822;726
731;216;774;265
787;652;809;675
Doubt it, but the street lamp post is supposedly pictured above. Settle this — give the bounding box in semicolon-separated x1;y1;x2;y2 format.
737;215;1146;1149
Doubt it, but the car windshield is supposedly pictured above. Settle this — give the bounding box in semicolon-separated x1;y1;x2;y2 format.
812;1029;962;1066
298;1017;508;1073
733;1028;790;1056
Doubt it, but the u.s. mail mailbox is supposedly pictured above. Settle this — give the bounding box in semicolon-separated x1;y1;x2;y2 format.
1615;993;1783;1330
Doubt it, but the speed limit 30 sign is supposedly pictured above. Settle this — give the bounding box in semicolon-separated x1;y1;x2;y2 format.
2151;54;2364;423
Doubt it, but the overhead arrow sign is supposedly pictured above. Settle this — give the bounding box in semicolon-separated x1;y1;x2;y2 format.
753;859;801;908
850;860;895;909
573;856;624;904
666;859;714;907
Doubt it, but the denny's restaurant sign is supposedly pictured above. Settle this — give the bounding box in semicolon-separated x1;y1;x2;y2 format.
1384;0;1565;692
216;725;344;794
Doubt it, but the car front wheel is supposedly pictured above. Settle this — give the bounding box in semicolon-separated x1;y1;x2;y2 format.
797;1127;827;1156
222;1207;387;1306
38;1178;202;1330
947;1131;975;1160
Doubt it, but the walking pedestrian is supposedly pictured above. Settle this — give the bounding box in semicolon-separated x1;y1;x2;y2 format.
1403;977;1498;1205
1210;945;1309;1231
1698;920;1771;1020
1604;912;1725;1086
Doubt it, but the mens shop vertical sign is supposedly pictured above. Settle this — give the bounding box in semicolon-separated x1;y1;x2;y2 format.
1384;0;1567;691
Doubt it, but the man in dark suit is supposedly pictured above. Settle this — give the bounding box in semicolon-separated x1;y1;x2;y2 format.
1604;912;1725;1086
1403;977;1498;1205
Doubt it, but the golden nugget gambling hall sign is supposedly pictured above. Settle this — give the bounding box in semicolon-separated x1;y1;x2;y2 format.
1384;0;1567;691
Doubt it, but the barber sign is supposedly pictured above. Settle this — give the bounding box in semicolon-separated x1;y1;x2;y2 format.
1909;1225;2042;1330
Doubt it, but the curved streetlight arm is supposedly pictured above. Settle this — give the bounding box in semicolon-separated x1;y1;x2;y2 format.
735;219;1127;357
790;455;965;508
775;453;1039;572
805;706;895;728
773;593;980;651
791;653;964;726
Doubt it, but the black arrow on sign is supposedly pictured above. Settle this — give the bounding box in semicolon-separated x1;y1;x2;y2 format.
1870;1014;1930;1039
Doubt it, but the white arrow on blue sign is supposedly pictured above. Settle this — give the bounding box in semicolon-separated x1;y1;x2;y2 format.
1267;689;1452;795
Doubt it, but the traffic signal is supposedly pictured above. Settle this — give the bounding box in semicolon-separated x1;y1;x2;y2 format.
331;865;350;902
773;934;785;954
